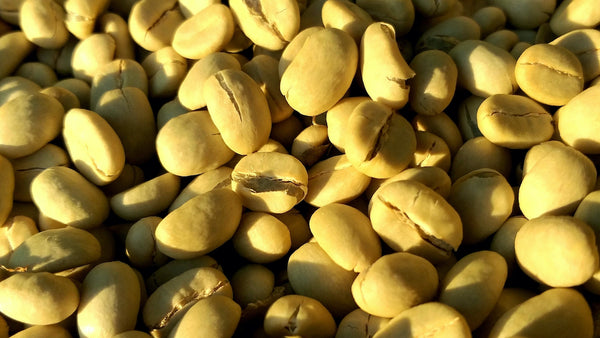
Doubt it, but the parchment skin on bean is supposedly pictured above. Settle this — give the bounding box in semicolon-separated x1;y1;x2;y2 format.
378;194;455;254
485;110;550;118
416;140;437;167
417;35;461;52
215;72;243;121
116;60;125;88
307;160;353;181
243;0;287;43
284;303;301;334
65;11;93;23
152;279;230;330
467;170;501;180
517;62;584;79
364;112;394;162
232;172;306;200
145;2;179;41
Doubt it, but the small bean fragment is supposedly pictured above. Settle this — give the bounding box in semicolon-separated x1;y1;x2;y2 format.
510;41;531;59
270;115;304;149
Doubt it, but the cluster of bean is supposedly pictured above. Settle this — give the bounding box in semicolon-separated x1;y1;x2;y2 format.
0;0;600;337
